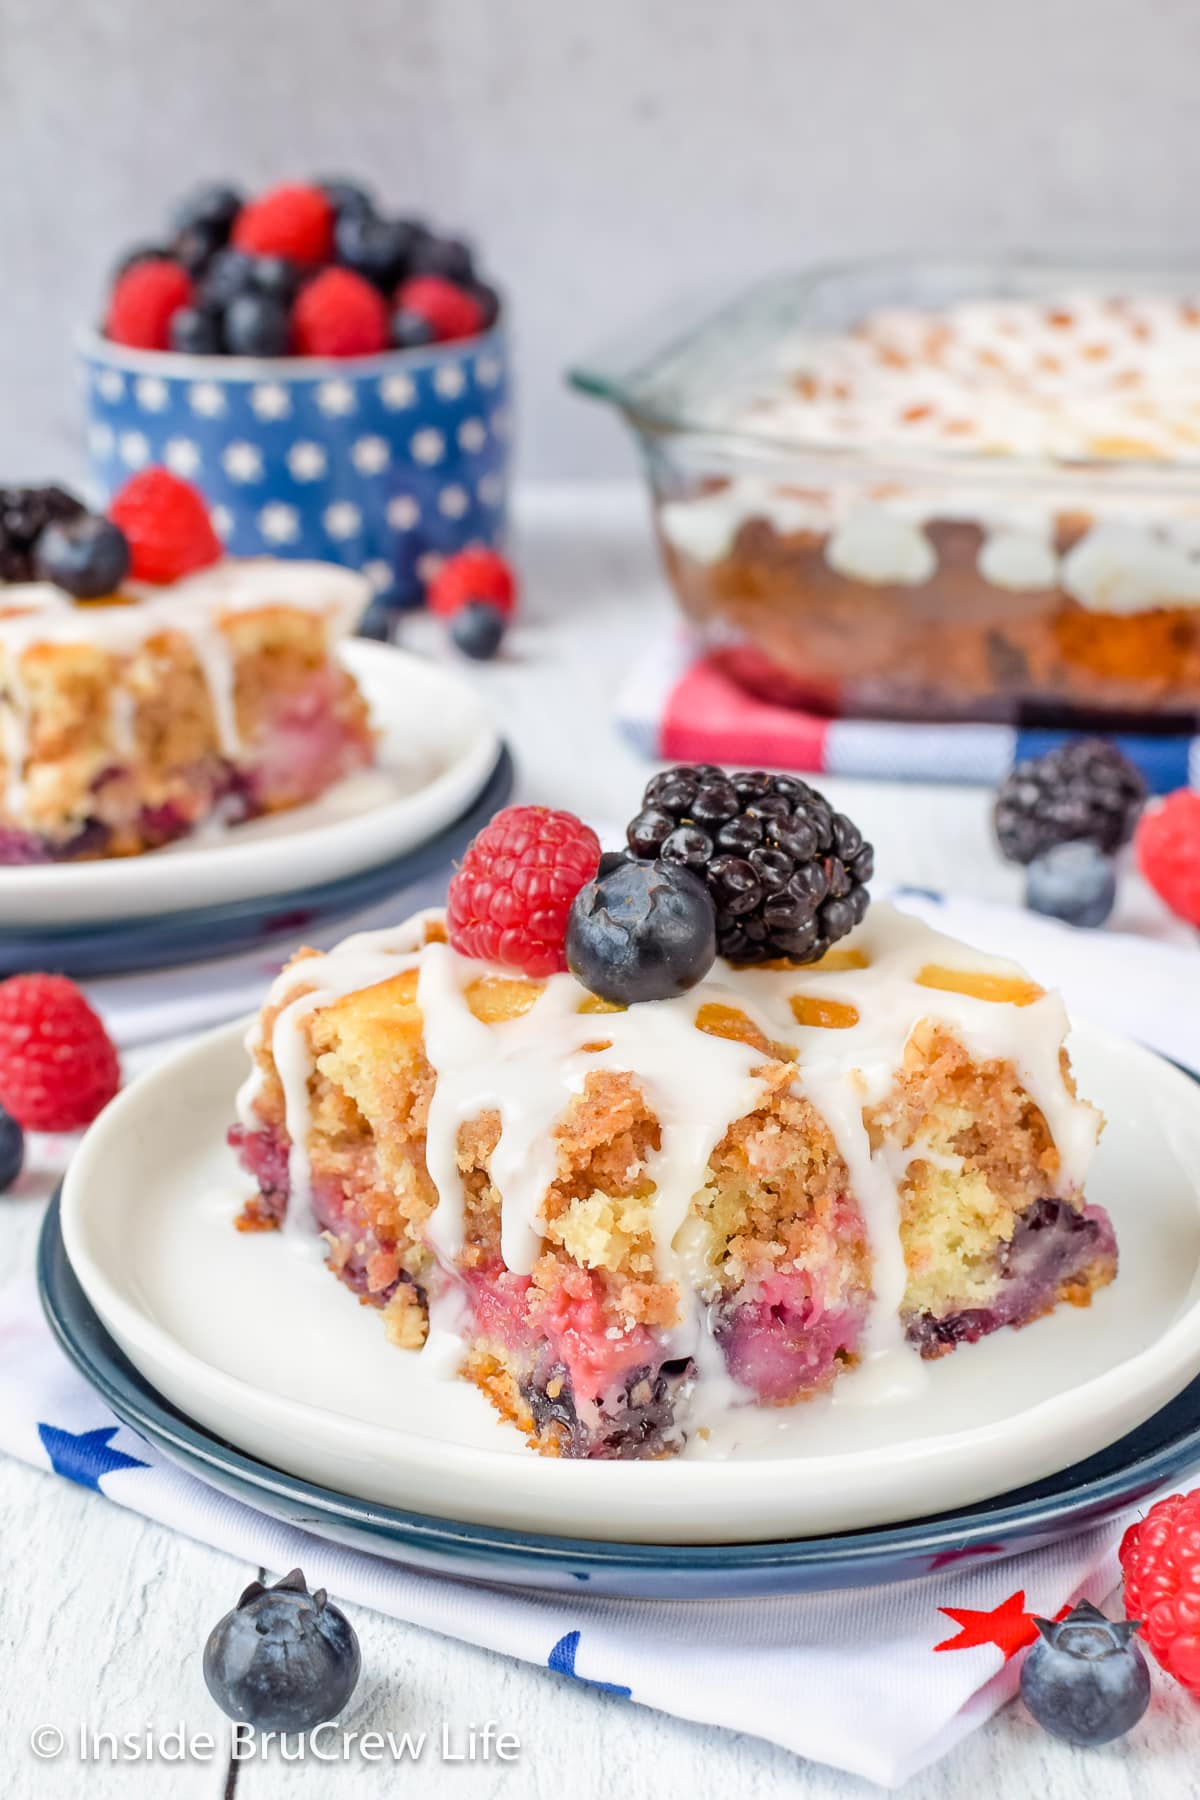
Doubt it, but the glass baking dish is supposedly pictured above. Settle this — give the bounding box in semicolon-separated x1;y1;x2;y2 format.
570;256;1200;728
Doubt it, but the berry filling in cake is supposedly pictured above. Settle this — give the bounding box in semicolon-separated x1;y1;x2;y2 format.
229;782;1115;1459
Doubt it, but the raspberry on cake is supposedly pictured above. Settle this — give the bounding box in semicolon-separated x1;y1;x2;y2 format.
0;471;374;863
229;781;1115;1461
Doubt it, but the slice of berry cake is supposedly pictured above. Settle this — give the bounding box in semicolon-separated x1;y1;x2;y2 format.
0;471;373;862
230;782;1114;1459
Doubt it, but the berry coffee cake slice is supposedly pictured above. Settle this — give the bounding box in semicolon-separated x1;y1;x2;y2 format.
230;781;1114;1460
0;469;373;862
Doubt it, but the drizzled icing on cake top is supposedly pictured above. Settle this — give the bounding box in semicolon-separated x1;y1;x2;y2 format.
236;900;1100;1416
0;558;367;822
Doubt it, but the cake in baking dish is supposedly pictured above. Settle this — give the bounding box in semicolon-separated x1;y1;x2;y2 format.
657;290;1200;720
0;471;373;863
229;783;1114;1460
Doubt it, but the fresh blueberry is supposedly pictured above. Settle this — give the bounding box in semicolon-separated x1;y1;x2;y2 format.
450;600;505;660
174;222;226;278
35;514;131;600
203;1568;361;1734
317;177;376;219
170;305;224;355
356;597;393;643
334;211;417;290
201;248;256;309
468;280;502;330
1026;841;1116;928
390;307;435;350
223;292;291;358
0;1108;24;1193
249;256;302;303
567;858;717;1004
172;182;242;241
408;233;475;284
1020;1601;1150;1747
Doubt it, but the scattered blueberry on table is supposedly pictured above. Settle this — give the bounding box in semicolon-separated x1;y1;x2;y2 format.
355;595;394;643
1019;1600;1150;1746
429;546;516;658
451;599;507;660
204;1568;361;1733
1025;841;1117;928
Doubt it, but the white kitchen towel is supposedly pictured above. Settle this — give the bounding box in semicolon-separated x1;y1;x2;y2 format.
0;893;1196;1788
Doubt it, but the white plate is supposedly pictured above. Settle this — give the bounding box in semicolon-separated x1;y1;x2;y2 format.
62;1017;1200;1545
0;641;499;927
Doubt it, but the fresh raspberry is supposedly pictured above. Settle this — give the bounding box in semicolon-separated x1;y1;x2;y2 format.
108;468;222;585
105;259;194;350
1136;789;1200;928
291;268;389;358
231;183;334;264
0;974;119;1132
1120;1490;1200;1693
447;805;601;977
426;547;516;620
393;275;485;343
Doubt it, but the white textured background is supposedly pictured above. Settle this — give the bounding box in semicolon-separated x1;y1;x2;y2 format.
0;0;1197;480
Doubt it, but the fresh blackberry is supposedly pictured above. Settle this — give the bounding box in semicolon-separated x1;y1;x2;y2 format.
625;765;873;964
171;182;242;242
0;485;87;583
994;739;1147;866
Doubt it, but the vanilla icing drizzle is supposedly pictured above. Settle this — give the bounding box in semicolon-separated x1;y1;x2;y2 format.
237;901;1100;1413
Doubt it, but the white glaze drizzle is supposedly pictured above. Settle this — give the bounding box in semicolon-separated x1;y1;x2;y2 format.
238;901;1101;1412
0;559;368;825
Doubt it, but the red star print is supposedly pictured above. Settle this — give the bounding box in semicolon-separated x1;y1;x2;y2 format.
934;1590;1072;1658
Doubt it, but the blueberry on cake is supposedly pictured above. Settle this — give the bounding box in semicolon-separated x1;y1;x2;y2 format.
230;776;1114;1459
0;469;373;863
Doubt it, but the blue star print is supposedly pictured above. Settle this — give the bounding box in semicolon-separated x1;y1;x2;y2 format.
547;1631;631;1697
37;1423;148;1491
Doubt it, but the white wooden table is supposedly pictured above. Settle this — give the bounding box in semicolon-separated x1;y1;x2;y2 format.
2;486;1196;1799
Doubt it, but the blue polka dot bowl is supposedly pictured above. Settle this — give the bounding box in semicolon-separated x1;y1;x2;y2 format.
78;328;511;606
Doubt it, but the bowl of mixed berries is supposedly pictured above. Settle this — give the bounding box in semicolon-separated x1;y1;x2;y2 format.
80;178;509;607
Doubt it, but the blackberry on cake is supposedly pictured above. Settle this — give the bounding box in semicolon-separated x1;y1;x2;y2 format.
626;765;873;963
994;738;1146;866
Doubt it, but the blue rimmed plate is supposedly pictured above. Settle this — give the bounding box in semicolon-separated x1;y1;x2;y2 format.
0;745;512;978
39;1162;1200;1600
